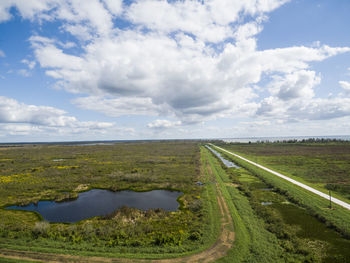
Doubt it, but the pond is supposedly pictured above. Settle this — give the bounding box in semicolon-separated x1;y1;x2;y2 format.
6;189;182;223
206;145;240;168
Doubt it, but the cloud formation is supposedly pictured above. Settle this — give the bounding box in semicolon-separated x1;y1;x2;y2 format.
1;0;350;136
0;96;115;137
147;119;182;130
73;96;164;117
268;70;320;101
339;81;350;92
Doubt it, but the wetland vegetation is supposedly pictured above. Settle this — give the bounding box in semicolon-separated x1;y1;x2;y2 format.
0;140;349;262
0;142;220;259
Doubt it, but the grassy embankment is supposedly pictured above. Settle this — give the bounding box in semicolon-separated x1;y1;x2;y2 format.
0;142;221;260
203;146;316;262
213;143;350;237
202;147;284;262
216;141;350;203
205;145;350;262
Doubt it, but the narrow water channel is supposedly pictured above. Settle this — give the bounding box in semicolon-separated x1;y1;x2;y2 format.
206;145;240;168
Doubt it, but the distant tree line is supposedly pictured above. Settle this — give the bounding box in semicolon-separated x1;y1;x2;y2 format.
250;138;349;144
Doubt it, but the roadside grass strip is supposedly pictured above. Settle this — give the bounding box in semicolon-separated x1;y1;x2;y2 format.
209;144;350;238
210;144;350;211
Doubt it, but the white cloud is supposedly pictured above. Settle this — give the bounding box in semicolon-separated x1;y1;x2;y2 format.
102;0;123;16
0;96;114;132
223;116;350;138
31;32;348;124
126;0;229;43
256;94;350;122
0;1;113;38
73;96;164;117
240;120;272;127
299;98;350;120
126;0;288;43
30;37;83;70
58;41;76;49
147;119;182;129
0;122;134;141
0;49;5;57
339;80;350;92
61;24;93;41
0;5;12;22
1;0;350;133
254;71;350;122
54;0;113;37
268;70;320;101
21;59;36;69
0;0;50;22
17;69;31;77
0;124;43;136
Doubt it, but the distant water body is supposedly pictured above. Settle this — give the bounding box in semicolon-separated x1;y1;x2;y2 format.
222;135;350;143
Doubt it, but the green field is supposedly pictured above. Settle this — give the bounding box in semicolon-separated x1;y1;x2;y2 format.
0;141;350;262
214;141;350;203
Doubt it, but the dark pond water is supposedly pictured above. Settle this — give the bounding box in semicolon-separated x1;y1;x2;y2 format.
206;145;240;168
6;189;182;223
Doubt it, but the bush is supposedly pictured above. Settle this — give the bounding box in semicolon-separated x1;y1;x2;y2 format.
189;231;201;241
32;221;50;237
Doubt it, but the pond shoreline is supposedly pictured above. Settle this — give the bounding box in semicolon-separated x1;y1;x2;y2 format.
5;189;183;223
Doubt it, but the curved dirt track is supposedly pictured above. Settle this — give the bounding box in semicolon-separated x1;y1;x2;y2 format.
159;191;234;263
0;163;234;263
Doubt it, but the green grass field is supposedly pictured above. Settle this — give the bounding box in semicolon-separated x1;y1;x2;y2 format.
1;141;350;262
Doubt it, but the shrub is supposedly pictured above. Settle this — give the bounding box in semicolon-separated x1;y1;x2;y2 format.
32;221;50;237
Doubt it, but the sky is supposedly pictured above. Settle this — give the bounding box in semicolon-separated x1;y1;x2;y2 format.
0;0;350;142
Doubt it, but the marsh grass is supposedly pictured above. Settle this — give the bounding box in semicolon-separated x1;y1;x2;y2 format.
0;142;220;258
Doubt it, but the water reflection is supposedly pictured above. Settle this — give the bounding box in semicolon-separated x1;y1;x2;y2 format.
6;189;182;223
206;146;240;168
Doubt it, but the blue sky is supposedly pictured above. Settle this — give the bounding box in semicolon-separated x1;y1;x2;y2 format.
0;0;350;142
